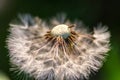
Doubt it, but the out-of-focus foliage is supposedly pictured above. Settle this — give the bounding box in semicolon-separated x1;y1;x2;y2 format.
103;42;120;80
0;71;10;80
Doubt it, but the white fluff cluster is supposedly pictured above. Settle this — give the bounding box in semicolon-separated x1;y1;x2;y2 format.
7;14;110;80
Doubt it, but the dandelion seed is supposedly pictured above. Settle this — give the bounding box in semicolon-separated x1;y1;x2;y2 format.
7;14;110;80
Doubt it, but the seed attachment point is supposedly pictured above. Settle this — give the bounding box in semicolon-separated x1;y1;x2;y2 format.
51;24;71;39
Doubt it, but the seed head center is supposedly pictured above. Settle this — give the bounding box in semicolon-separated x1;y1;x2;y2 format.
51;24;70;39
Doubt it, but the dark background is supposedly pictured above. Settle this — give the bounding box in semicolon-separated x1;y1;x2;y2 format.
0;0;120;80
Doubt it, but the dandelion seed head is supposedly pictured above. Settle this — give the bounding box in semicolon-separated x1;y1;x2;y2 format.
7;14;111;80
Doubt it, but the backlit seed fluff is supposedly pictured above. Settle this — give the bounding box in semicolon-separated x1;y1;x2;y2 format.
7;14;110;80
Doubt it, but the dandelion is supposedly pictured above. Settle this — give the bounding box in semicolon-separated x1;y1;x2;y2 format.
7;14;110;80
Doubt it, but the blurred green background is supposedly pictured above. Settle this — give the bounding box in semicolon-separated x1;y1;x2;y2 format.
0;0;120;80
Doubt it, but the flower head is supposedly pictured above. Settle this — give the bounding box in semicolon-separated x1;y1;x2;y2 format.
7;14;110;80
